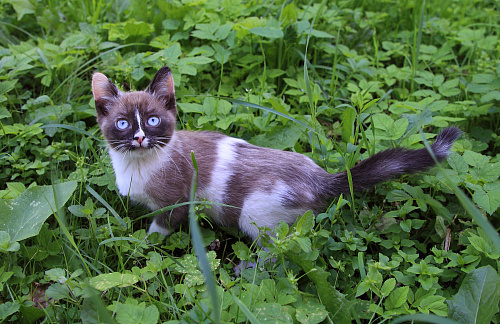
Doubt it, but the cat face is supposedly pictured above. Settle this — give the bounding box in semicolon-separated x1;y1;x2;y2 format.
91;67;177;154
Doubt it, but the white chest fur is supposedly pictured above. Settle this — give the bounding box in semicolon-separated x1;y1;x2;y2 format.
108;148;164;209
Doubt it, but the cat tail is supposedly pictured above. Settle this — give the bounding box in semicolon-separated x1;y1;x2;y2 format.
330;127;462;195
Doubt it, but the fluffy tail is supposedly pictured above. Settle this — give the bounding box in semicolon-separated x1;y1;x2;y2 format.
330;127;462;195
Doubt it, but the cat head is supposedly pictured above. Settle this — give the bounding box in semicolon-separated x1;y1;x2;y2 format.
92;67;178;153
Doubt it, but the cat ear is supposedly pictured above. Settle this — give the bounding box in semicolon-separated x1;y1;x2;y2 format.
146;67;177;111
92;72;120;116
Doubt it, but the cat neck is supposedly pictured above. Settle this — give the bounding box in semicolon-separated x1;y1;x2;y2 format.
108;132;179;208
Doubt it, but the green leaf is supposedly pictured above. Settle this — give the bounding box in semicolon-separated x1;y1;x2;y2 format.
0;181;77;242
295;237;312;253
19;305;45;323
475;162;500;182
114;301;159;324
89;273;139;291
0;80;18;96
447;266;500;324
254;303;292;323
284;252;351;323
418;295;448;316
380;278;396;296
249;27;284;39
0;231;20;252
295;298;328;324
213;43;231;64
463;150;490;167
438;78;460;97
296;210;315;235
9;0;34;20
232;241;251;260
250;123;303;150
0;301;20;320
385;286;409;310
473;184;500;214
46;283;71;300
45;268;67;283
371;114;408;140
341;107;357;143
448;152;468;174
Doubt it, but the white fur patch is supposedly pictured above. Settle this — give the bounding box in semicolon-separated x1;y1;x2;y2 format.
133;109;147;147
238;181;308;240
148;219;170;236
198;137;245;225
108;139;175;209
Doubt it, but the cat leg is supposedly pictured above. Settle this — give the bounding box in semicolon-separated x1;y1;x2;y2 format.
236;188;308;273
147;219;171;236
147;204;189;237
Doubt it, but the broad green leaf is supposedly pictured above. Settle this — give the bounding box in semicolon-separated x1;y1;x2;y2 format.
310;29;334;38
0;181;77;242
89;273;139;291
296;210;315;235
284;252;351;323
474;162;500;182
19;305;44;323
341;107;357;143
45;268;67;283
438;78;460;97
466;83;492;94
213;43;231;64
447;266;500;324
385;286;409;310
103;20;154;41
448;152;468;174
371;114;408;140
0;301;20;320
46;283;71;300
463;150;490;167
0;107;11;119
232;241;251;260
381;278;396;296
480;90;500;103
295;298;328;324
250;27;284;39
0;80;18;96
418;295;448;316
114;301;159;324
9;0;34;20
250;124;303;150
473;184;500;214
254;303;292;323
0;231;20;252
296;237;312;253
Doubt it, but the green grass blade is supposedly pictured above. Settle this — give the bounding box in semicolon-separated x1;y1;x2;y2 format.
41;124;101;141
99;236;144;246
227;98;317;134
86;185;127;229
136;201;239;221
229;292;261;324
188;152;220;323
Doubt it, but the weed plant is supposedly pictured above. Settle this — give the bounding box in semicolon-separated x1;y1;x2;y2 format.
0;0;499;323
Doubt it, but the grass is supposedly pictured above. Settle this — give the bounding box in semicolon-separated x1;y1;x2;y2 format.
0;0;499;323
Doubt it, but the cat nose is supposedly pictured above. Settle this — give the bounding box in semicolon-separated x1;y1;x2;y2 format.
135;135;144;144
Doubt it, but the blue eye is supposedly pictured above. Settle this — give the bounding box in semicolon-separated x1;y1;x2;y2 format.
116;119;129;130
148;116;160;126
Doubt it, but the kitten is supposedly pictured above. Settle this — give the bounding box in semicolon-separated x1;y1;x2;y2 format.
92;66;461;240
